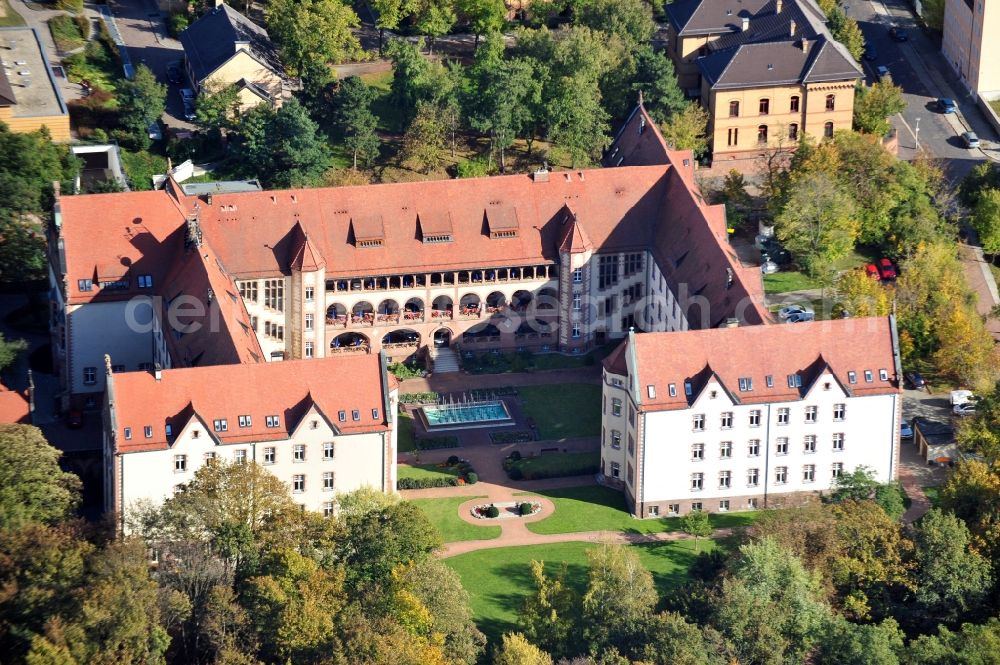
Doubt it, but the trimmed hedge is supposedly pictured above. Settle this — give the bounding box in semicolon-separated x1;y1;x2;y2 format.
400;392;439;404
519;502;534;516
397;476;460;490
415;436;459;450
485;505;500;518
490;430;535;444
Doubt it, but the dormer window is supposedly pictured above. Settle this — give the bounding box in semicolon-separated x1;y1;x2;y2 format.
738;377;753;392
766;375;773;388
352;409;360;421
423;234;452;243
144;426;153;438
879;368;889;380
124;427;132;440
352;214;385;248
864;370;873;383
372;408;380;419
238;415;251;428
684;381;692;397
486;205;519;239
647;385;656;399
848;371;857;384
338;410;346;422
668;383;677;397
213;419;228;432
265;415;280;428
418;211;453;243
787;374;802;388
165;424;173;438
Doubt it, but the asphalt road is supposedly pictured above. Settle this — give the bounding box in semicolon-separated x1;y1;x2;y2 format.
844;0;992;182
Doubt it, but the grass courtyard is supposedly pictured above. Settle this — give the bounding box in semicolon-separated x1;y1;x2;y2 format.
410;496;501;543
507;451;600;480
519;383;601;440
397;411;417;453
446;539;714;644
397;463;461;482
517;485;759;535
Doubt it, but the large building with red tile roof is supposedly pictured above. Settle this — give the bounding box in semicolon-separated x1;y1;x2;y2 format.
102;352;397;518
0;384;31;424
601;317;903;517
47;103;768;410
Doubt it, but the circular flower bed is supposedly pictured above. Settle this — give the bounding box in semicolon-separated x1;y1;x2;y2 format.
471;501;542;519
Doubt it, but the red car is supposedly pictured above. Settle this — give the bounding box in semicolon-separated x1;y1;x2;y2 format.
865;264;880;280
878;258;897;280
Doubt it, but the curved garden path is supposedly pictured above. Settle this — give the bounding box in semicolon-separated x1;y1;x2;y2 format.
401;477;736;559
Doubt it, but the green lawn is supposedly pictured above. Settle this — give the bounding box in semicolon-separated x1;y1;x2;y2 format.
361;70;405;133
446;539;714;645
518;383;601;440
410;496;502;543
397;462;461;481
48;14;86;52
518;485;759;535
508;451;600;480
763;270;821;294
397;411;417;453
0;0;25;26
922;485;942;508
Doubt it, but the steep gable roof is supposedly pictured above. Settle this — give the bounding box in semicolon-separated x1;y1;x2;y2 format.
557;206;594;254
617;317;899;412
111;354;390;453
288;222;326;271
180;4;281;84
699;36;861;90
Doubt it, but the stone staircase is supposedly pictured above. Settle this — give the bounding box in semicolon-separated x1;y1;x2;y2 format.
430;347;460;373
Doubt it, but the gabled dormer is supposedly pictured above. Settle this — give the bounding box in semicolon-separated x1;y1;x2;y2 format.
800;355;852;400
686;364;738;408
288;393;340;437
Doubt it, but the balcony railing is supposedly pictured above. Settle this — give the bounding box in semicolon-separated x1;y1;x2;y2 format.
329;343;370;354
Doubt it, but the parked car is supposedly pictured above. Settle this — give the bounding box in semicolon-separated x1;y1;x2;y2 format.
863;44;878;61
953;402;978;416
900;420;914;439
167;62;182;84
180;87;195;102
778;304;815;320
937;98;957;114
786;311;816;323
889;26;909;41
761;260;779;274
876;65;890;81
905;371;926;390
147;121;162;141
951;389;975;405
66;409;83;429
878;258;897;280
962;131;981;149
865;264;880;280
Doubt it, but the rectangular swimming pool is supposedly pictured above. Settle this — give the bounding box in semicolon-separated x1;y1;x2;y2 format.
420;401;513;429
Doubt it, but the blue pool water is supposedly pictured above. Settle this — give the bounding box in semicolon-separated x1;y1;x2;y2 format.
421;401;512;428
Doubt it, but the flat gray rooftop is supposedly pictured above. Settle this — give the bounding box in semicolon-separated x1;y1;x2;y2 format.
0;27;67;118
180;180;263;195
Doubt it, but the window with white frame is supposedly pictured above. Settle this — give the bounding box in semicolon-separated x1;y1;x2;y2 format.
777;408;790;425
720;412;733;429
668;503;679;515
719;499;730;512
323;501;335;517
323;471;334;491
83;367;97;385
234;449;247;464
747;468;759;486
573;268;583;283
305;314;314;330
787;374;803;388
691;473;704;490
691;502;702;511
305;287;314;302
720;441;732;458
266;415;280;428
611;430;622;449
204;452;216;462
719;471;731;488
323;442;335;460
571;325;581;339
692;414;705;431
738;377;753;392
668;383;677;397
747;498;758;509
864;370;873;383
748;439;760;456
238;415;252;428
293;444;306;462
833;403;845;420
264;447;276;464
572;294;581;310
691;443;704;460
833;433;844;451
305;342;314;358
124;427;132;440
805;406;817;423
776;437;789;455
847;371;857;384
832;462;844;478
804;435;817;453
648;505;659;516
775;466;788;484
766;375;774;388
803;465;815;482
144;426;153;438
612;398;622;416
292;475;305;493
610;462;620;478
213;419;228;432
174;455;187;472
749;409;761;427
879;368;888;380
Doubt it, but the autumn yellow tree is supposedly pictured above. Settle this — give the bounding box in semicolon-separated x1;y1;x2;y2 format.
932;302;999;390
834;268;891;318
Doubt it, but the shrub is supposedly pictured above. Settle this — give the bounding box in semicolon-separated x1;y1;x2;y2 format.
510;450;522;461
415;436;458;450
456;157;493;178
396;476;460;490
465;472;478;485
49;15;86;52
508;467;523;481
388;361;425;379
519;502;533;516
447;455;460;465
485;505;500;518
56;0;84;13
400;392;439;404
169;13;189;38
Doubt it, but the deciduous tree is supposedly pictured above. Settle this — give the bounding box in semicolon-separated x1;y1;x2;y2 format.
457;0;506;47
0;425;80;530
660;102;709;155
401;100;447;173
581;543;657;654
681;509;712;553
834;268;892;318
237;100;334;187
519;560;579;658
117;64;166;149
494;632;553;665
775;171;859;276
266;0;362;76
546;73;609;168
971;187;1000;253
853;80;906;137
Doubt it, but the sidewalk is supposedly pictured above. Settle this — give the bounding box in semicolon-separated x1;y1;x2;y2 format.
958;244;1000;340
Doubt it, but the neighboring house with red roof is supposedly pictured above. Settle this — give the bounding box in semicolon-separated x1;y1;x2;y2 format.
47;102;768;409
0;384;31;424
601;317;903;517
102;353;397;519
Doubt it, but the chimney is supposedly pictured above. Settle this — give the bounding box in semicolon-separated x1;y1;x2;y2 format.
801;37;809;51
532;167;549;183
741;16;750;31
776;0;783;12
214;0;224;7
789;19;796;36
154;363;162;381
52;180;60;198
185;204;203;249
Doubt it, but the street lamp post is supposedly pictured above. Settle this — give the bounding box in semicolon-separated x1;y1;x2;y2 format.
915;117;920;149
